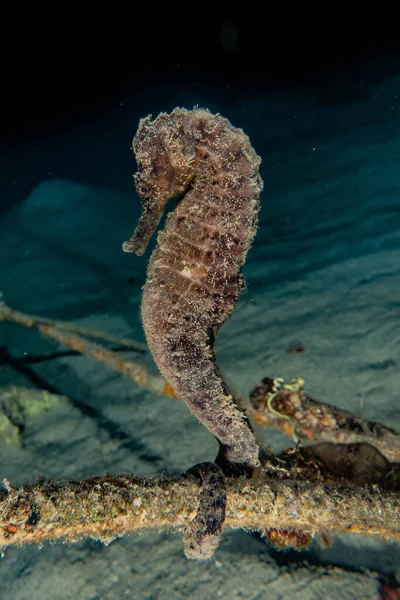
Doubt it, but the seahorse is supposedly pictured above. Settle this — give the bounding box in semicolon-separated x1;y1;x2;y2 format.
123;107;263;468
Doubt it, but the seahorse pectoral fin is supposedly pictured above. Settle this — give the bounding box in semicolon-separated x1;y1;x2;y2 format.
122;199;165;256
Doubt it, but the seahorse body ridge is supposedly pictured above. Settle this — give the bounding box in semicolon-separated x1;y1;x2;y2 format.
123;107;263;468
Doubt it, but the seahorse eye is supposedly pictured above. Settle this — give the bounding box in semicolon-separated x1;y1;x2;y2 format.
137;183;151;197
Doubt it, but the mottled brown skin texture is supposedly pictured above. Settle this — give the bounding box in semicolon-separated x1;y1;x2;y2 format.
183;462;226;559
123;107;263;468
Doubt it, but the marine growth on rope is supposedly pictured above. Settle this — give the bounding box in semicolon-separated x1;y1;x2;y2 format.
123;107;263;468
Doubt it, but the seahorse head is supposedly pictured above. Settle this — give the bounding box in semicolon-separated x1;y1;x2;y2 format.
122;110;195;256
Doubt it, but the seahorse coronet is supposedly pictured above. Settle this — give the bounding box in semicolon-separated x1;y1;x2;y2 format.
124;107;263;468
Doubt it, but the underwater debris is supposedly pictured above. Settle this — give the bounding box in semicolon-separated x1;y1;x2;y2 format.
250;376;400;463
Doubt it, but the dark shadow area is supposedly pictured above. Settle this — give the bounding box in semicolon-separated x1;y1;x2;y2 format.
1;3;399;145
0;346;163;464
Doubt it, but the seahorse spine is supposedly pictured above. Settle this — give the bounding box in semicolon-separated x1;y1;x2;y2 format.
123;107;263;468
